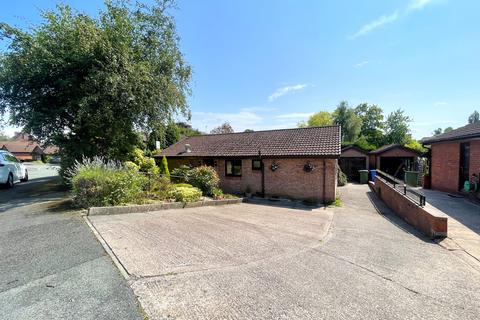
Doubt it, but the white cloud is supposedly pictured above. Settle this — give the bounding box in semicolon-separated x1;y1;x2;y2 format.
275;112;314;120
408;0;436;11
268;84;307;102
350;11;399;39
355;61;370;68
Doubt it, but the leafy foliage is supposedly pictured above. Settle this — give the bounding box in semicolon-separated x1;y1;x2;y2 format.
69;157;148;208
332;101;362;142
384;109;412;145
298;111;332;127
468;110;479;124
0;0;192;180
210;122;234;134
160;155;170;178
337;168;347;187
131;148;159;174
176;122;202;137
171;165;220;196
170;185;202;202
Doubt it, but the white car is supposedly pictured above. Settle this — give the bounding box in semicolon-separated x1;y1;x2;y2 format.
0;150;29;188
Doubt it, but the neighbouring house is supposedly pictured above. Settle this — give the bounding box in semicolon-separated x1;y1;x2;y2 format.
156;126;341;203
422;122;480;193
2;132;60;162
369;144;422;179
339;145;369;181
0;141;44;161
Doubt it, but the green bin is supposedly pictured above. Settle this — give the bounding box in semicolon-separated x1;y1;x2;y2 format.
359;170;369;184
404;171;420;187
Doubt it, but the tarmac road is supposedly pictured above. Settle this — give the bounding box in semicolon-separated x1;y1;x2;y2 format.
0;165;143;320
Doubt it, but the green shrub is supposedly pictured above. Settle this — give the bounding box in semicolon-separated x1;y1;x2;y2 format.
172;183;194;188
160;155;170;179
147;176;174;200
170;165;220;196
212;187;224;199
70;157;147;208
131;148;159;174
171;165;192;183
170;186;202;202
337;168;347;186
189;166;220;196
124;161;140;171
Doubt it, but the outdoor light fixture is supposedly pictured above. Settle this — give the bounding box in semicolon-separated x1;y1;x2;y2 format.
304;162;315;172
271;161;279;171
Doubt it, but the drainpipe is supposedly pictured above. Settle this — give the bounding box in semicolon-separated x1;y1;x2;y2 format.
323;158;326;205
259;150;265;198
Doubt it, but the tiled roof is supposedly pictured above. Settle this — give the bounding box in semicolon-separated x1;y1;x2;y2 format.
0;141;43;154
369;144;422;155
422;122;480;144
157;126;341;158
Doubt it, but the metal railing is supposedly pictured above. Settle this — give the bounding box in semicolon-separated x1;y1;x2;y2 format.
376;170;426;207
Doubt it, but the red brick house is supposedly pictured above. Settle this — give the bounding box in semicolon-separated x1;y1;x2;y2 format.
156;126;341;203
369;144;422;178
422;122;480;193
0;141;44;161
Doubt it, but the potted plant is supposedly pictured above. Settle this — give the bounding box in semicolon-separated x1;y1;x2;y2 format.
245;185;252;198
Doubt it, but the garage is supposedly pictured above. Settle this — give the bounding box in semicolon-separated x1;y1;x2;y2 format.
339;146;369;181
370;144;422;179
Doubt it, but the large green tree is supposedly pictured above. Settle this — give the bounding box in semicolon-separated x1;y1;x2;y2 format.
298;111;332;127
332;101;362;142
354;103;384;147
384;109;412;145
0;0;191;177
469;110;479;124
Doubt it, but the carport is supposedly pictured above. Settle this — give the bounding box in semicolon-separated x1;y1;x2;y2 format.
339;146;369;181
370;144;422;179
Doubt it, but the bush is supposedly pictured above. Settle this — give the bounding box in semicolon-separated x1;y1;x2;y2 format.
147;176;174;201
189;166;220;196
212;187;224;199
172;183;194;188
170;165;220;196
170;186;202;202
171;165;192;183
337;168;347;186
131;148;159;174
160;155;170;179
70;157;147;208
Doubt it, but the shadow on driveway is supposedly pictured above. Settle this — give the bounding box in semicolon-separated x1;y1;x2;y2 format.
0;176;67;213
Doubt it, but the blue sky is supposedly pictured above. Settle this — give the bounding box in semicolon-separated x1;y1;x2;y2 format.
1;0;479;138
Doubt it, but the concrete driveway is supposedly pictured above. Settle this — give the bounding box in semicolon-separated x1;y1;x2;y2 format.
422;189;480;261
89;185;480;320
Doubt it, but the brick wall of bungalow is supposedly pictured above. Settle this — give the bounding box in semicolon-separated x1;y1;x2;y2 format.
431;139;480;193
166;157;337;203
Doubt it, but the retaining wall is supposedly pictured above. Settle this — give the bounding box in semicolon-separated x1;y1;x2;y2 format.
371;177;447;238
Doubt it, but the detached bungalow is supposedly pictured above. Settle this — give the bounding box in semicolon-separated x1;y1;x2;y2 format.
422;122;480;193
156;126;341;203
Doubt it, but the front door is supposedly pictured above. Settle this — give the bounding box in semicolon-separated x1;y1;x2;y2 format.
459;142;470;190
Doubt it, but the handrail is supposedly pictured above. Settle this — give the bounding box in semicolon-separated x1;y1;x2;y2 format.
375;170;426;207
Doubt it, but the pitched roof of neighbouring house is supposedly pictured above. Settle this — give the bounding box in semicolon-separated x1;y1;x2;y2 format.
157;126;341;158
369;144;422;156
422;122;480;144
341;145;369;155
0;141;44;154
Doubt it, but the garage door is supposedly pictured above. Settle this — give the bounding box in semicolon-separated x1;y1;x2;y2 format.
339;157;367;181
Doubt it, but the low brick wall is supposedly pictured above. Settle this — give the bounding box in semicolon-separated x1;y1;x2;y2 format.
371;177;447;239
88;198;244;216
